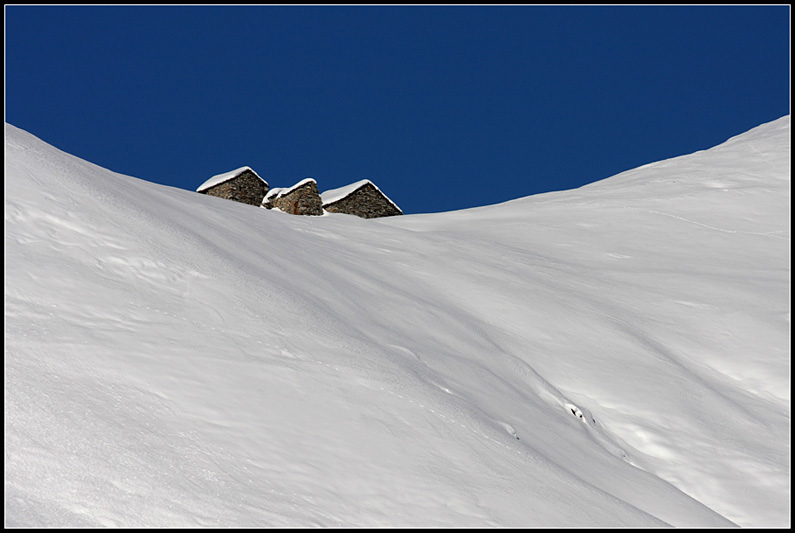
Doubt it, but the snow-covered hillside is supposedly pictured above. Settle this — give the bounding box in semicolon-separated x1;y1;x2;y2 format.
4;117;790;527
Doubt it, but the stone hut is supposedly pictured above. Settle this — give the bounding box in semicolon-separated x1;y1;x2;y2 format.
321;179;402;219
197;166;269;207
262;178;324;216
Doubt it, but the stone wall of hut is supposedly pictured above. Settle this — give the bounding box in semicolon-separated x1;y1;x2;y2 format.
324;183;402;218
200;171;269;206
265;181;324;216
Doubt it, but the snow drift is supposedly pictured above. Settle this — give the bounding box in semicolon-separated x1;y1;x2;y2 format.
4;117;790;527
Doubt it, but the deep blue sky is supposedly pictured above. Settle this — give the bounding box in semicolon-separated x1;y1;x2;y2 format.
5;5;790;214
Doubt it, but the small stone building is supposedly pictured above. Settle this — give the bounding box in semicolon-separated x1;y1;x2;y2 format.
321;179;402;218
197;167;269;207
262;178;324;216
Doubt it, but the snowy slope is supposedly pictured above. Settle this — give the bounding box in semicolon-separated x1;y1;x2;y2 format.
4;117;790;527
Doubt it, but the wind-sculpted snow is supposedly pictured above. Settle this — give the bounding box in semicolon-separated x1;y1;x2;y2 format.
4;118;790;527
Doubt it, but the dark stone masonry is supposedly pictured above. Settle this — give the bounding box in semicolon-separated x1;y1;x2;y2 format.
197;168;402;219
322;182;403;219
263;179;324;216
198;169;269;207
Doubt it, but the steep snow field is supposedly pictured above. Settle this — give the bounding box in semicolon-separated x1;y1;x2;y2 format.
4;118;790;527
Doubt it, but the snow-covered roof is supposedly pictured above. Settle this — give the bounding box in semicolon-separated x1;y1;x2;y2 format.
320;179;401;212
196;166;268;193
262;177;317;203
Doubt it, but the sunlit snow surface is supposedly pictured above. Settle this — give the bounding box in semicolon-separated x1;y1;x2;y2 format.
4;118;790;527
